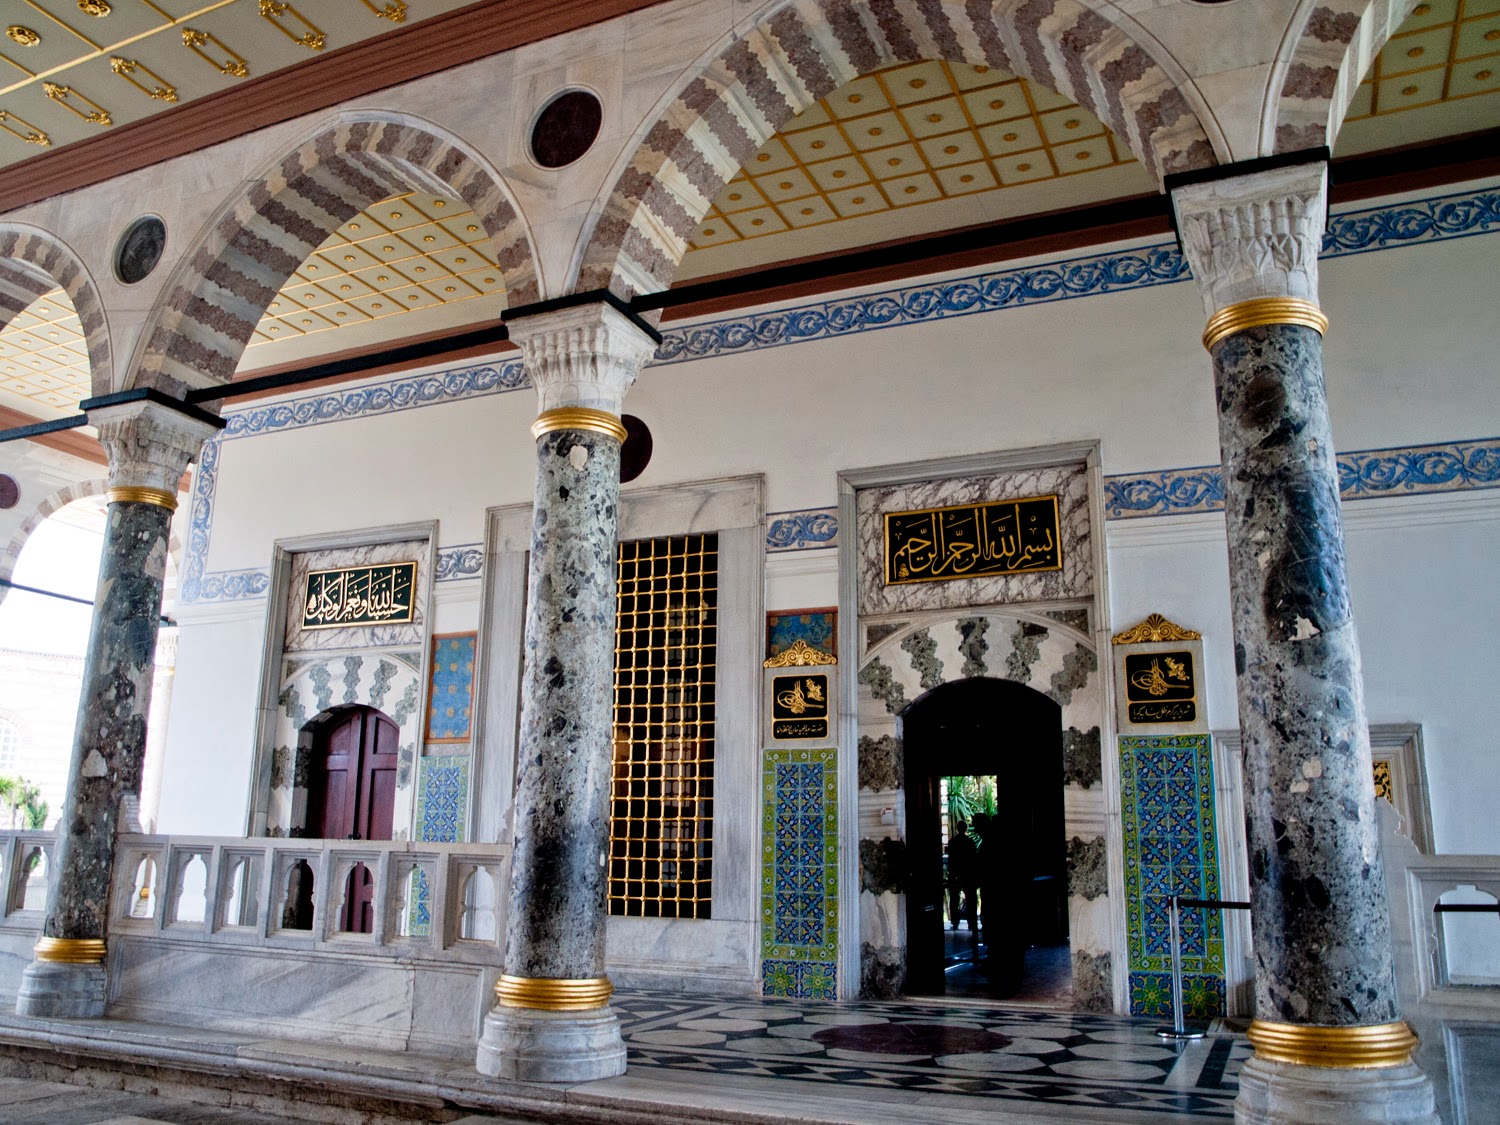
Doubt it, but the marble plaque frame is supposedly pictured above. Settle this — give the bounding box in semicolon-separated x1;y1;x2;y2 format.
1111;620;1208;737
763;666;839;749
474;475;765;993
246;521;437;840
838;442;1125;1010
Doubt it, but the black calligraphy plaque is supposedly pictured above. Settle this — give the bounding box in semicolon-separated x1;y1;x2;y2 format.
1124;650;1197;724
302;562;417;630
884;495;1062;585
772;673;829;740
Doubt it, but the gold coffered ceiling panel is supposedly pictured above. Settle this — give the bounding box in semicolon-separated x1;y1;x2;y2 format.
682;59;1153;276
0;289;90;420
248;189;505;352
0;0;476;170
1338;0;1500;152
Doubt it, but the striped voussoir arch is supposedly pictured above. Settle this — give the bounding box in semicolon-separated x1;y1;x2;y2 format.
855;611;1113;1009
578;0;1216;296
136;118;539;397
1272;0;1417;153
0;478;108;607
0;228;112;397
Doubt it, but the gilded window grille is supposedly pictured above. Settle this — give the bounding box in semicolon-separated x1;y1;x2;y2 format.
610;533;717;918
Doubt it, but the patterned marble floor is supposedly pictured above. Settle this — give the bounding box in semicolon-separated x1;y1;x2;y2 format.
614;989;1251;1119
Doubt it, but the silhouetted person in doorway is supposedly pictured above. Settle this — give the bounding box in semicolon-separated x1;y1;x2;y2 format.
946;819;978;936
973;812;1027;996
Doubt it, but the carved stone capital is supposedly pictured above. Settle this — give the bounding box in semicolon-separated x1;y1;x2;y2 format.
1171;162;1327;317
87;400;218;495
507;302;656;416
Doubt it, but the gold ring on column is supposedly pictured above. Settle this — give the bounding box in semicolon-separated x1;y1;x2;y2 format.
530;407;627;444
1246;1019;1418;1068
33;936;107;964
106;486;178;512
494;974;614;1011
1202;297;1328;352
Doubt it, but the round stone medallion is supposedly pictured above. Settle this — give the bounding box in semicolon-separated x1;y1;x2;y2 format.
0;474;18;510
115;216;166;285
530;90;603;169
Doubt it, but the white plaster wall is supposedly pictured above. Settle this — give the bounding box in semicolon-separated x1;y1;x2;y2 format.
158;607;262;836
168;198;1500;865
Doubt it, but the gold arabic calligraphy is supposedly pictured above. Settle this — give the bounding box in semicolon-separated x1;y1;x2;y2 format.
885;496;1061;585
302;562;416;629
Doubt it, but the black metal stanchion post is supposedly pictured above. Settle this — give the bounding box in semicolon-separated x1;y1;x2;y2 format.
1156;896;1251;1041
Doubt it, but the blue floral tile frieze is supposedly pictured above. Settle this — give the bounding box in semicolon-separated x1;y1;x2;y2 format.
1104;437;1500;519
435;544;484;582
766;508;838;552
654;187;1498;365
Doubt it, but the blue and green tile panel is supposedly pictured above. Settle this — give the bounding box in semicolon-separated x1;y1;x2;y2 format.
761;746;838;999
1119;734;1227;1018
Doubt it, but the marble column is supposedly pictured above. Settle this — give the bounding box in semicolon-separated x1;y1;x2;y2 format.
476;301;657;1083
16;399;218;1018
1173;163;1437;1123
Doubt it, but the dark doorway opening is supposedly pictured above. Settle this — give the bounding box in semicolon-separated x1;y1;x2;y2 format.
903;677;1069;1003
304;705;399;933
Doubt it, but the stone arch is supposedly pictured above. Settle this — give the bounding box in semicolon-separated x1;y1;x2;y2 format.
0;479;185;611
1269;0;1421;153
855;609;1112;1010
577;0;1217;296
0;478;108;609
268;653;424;841
132;112;540;397
0;224;112;397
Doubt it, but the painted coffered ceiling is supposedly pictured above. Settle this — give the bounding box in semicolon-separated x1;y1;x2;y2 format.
0;289;90;421
1337;0;1500;153
0;0;477;170
245;188;506;364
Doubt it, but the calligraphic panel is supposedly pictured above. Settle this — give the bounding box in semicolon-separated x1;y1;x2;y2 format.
856;462;1091;617
284;538;430;653
884;496;1060;585
302;563;417;630
1112;614;1208;737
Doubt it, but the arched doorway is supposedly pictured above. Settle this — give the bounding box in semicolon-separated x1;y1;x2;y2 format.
304;705;398;933
902;678;1068;1001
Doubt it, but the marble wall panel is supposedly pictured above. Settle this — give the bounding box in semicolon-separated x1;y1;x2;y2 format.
1119;734;1226;1019
106;936;489;1058
856;465;1091;617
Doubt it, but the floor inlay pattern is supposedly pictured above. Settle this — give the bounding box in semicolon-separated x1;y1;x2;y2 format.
613;990;1251;1117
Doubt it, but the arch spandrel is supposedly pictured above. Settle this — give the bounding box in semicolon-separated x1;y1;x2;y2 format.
0;226;112;399
129;112;540;400
577;0;1218;298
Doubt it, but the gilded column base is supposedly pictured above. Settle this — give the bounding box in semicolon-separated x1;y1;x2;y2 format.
494;973;613;1011
1247;1019;1418;1068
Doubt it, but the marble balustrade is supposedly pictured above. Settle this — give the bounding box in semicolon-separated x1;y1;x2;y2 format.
0;832;511;1057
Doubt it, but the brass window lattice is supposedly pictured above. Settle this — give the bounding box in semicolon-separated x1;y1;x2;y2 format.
610;534;718;919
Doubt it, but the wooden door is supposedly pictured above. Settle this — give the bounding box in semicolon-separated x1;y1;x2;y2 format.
309;706;398;933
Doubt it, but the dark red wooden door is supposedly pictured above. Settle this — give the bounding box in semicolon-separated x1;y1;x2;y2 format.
310;706;398;933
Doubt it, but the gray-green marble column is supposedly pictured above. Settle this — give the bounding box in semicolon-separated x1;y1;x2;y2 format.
1174;163;1437;1123
16;399;218;1018
476;301;656;1083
